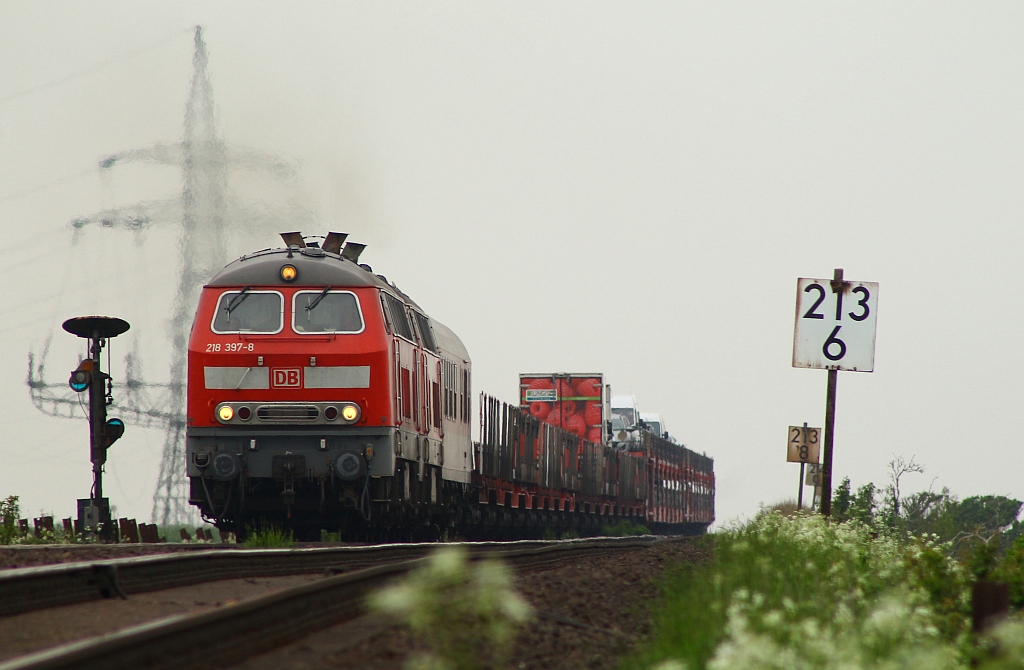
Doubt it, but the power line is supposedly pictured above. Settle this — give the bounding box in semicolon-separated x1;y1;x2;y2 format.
0;168;96;203
0;28;192;107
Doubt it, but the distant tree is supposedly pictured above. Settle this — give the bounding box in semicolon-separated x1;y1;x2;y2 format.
900;488;957;538
833;478;853;521
883;456;924;525
955;496;1023;535
827;460;1024;552
849;483;878;526
995;534;1024;608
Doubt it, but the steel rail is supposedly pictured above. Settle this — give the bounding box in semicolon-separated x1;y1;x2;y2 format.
0;538;581;618
0;536;673;670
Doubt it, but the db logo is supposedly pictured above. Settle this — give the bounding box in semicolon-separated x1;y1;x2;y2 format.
272;368;301;388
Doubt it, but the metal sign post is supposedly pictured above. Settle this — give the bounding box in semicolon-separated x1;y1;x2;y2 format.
798;462;805;509
787;423;820;509
792;269;878;517
822;369;838;516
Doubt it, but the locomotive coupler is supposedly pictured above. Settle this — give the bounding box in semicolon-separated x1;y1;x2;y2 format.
282;478;295;515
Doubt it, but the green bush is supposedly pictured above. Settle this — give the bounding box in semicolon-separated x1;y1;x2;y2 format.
0;498;83;545
242;524;294;548
368;546;531;670
994;535;1024;610
0;496;19;544
627;511;973;670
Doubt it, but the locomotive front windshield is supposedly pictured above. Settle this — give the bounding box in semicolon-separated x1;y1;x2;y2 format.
293;290;364;333
212;291;283;333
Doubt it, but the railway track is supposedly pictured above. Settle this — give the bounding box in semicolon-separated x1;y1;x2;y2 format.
1;542;444;618
0;536;677;670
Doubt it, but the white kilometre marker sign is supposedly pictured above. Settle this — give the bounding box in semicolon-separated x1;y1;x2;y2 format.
792;269;878;518
793;277;879;371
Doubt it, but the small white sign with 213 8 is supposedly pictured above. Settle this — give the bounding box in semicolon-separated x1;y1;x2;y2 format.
792;277;879;372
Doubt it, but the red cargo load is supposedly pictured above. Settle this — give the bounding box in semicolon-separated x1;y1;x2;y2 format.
519;373;604;442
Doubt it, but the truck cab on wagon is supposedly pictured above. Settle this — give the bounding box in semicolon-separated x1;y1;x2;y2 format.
610;395;641;450
639;411;675;443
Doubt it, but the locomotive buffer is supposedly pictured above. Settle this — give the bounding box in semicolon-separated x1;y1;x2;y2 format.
63;316;130;541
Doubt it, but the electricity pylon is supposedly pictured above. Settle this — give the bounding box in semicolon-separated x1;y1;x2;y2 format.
28;26;317;525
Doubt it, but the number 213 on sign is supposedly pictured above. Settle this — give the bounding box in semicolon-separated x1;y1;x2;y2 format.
792;277;879;372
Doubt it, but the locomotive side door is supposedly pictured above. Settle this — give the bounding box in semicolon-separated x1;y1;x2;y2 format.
412;346;420;433
380;292;416;436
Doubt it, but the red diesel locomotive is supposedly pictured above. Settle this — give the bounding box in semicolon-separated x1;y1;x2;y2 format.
186;232;714;540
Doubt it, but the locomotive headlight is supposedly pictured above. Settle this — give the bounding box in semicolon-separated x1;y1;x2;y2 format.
217;404;234;422
280;264;297;282
341;403;360;422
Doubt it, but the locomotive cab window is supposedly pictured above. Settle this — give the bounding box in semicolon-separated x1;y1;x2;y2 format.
381;292;415;342
212;290;284;334
412;311;437;353
292;290;364;334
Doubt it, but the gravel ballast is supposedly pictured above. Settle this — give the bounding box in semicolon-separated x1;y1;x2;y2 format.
237;539;709;670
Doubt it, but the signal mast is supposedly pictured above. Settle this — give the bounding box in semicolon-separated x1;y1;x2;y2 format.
64;316;129;541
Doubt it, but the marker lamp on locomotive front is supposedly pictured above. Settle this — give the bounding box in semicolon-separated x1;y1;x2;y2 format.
214;401;362;425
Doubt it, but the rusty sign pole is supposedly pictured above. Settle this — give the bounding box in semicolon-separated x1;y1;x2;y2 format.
820;368;838;516
798;462;805;509
797;421;808;509
819;268;843;518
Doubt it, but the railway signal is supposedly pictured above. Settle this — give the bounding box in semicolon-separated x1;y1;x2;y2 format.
69;360;93;392
62;316;130;541
792;269;878;517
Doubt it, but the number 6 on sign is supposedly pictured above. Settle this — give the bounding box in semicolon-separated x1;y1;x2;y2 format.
793;277;879;372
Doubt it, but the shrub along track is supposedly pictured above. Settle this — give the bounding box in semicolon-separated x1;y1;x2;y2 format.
0;537;691;670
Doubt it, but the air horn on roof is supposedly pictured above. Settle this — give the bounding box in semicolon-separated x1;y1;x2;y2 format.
279;231;366;263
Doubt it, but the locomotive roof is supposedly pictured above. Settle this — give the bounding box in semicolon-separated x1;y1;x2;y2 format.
207;247;421;309
208;245;470;360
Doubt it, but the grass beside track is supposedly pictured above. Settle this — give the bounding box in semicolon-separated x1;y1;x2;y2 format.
625;512;1024;670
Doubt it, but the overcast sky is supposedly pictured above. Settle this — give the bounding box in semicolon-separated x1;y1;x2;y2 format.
1;2;1021;527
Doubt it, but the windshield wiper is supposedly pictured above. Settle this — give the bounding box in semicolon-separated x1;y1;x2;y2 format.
306;286;331;313
225;286;252;320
